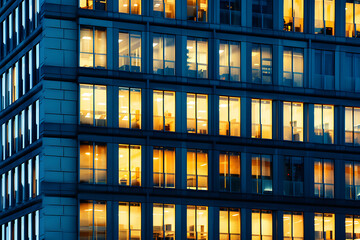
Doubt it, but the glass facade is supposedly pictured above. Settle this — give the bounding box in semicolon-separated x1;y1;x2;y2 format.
252;99;272;139
283;211;303;240
119;32;141;72
314;213;335;240
153;147;175;188
283;156;304;196
219;96;240;136
252;209;273;240
219;152;241;192
153;0;175;18
187;149;208;190
153;203;175;239
345;161;360;200
219;208;241;240
118;144;142;186
187;205;208;240
187;0;207;22
187;93;208;134
284;0;304;32
153;34;175;75
187;38;208;78
315;0;335;35
314;159;334;198
251;44;273;84
219;41;241;81
153;90;175;131
314;104;334;144
283;47;304;87
283;102;303;141
80;27;107;69
119;87;141;129
252;154;273;195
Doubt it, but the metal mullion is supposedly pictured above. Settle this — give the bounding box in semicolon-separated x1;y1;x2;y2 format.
93;142;95;183
163;0;165;17
323;0;325;35
128;204;131;239
196;0;198;21
260;47;263;84
93;85;95;126
163;36;165;74
163;204;166;238
353;108;355;145
228;43;231;80
163;91;165;131
291;103;294;141
129;33;131;71
92;201;95;240
228;153;230;191
163;148;165;187
259;100;262;138
195;40;198;77
196;150;198;190
93;27;95;68
229;0;231;25
195;94;198;133
292;49;294;87
129;89;131;128
129;145;131;186
228;97;230;136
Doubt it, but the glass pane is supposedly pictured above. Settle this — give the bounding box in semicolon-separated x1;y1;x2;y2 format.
164;91;175;131
94;85;107;127
261;100;272;139
252;99;260;138
119;0;130;13
94;144;107;183
119;88;130;128
187;93;196;133
130;146;141;186
219;96;229;135
229;97;240;136
153;91;164;131
153;203;163;238
80;84;94;125
119;145;130;186
219;208;229;234
197;94;208;134
130;89;141;129
283;102;292;141
80;201;93;239
153;36;163;74
80;143;93;183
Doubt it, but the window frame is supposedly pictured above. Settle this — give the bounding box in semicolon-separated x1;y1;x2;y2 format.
283;101;304;142
153;147;176;188
219;0;241;25
118;87;142;129
79;200;107;240
187;37;208;79
314;0;335;35
119;0;142;15
118;31;142;72
313;104;334;144
345;0;360;38
153;0;176;18
118;144;142;187
251;154;273;195
283;0;304;32
219;152;241;192
345;161;360;200
118;202;142;240
219;41;241;82
283;156;304;196
314;159;334;199
187;93;208;134
187;149;208;191
219;96;241;137
251;209;273;239
152;34;176;75
314;212;335;240
187;0;208;22
283;211;304;240
219;207;241;239
251;98;272;139
153;203;176;239
345;107;360;145
283;47;304;87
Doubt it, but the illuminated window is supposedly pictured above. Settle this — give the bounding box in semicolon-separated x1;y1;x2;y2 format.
252;44;272;84
119;144;141;186
187;38;208;78
80;27;106;69
314;159;334;198
153;203;175;239
153;90;175;131
79;200;106;239
314;213;335;240
119;87;141;129
219;96;240;136
80;0;106;10
187;149;208;190
80;84;107;127
187;93;208;134
345;215;360;240
283;212;304;240
219;152;240;192
346;0;360;37
283;102;303;141
252;0;273;28
153;0;175;18
119;0;141;14
119;32;141;72
251;99;272;139
345;107;360;145
153;147;175;188
187;0;207;22
119;202;141;240
79;142;107;184
314;50;335;90
220;0;241;25
219;208;241;240
252;209;272;239
219;41;241;81
345;161;360;200
314;104;334;144
284;156;304;196
187;205;208;240
314;0;335;35
284;0;304;32
153;34;175;75
283;47;304;87
252;154;272;195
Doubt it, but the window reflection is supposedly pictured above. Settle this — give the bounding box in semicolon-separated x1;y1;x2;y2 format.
220;0;241;25
153;35;175;75
80;84;107;127
119;0;141;14
284;156;304;196
153;147;175;188
346;0;360;38
119;32;141;72
252;209;272;240
284;0;304;32
283;48;304;87
314;50;335;90
187;149;208;190
252;99;272;139
283;212;303;240
187;205;208;240
219;96;240;136
283;102;303;141
153;90;175;131
345;215;360;240
219;152;241;192
80;142;107;184
119;202;141;240
80;200;106;240
187;38;208;78
315;0;335;35
345;161;360;200
252;44;272;84
153;203;175;240
314;213;335;240
219;208;241;240
345;107;360;145
154;0;175;18
314;159;334;198
119;144;141;186
252;154;272;195
253;0;273;28
219;41;240;81
187;0;207;22
314;104;334;144
119;87;141;129
187;93;208;134
80;27;107;69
